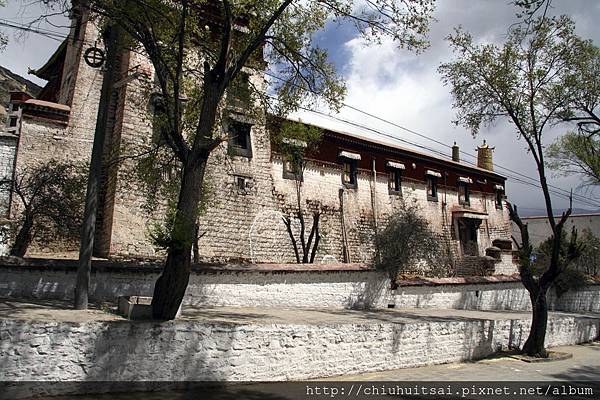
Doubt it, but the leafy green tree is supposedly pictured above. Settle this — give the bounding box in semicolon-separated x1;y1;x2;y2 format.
532;229;588;298
439;14;587;357
49;0;435;319
0;160;86;257
575;229;600;276
375;203;446;286
547;132;599;187
546;41;600;187
272;120;323;263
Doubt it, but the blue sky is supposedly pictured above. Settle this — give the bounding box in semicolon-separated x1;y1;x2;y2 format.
1;0;599;214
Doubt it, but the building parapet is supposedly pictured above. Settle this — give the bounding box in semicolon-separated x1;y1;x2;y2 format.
9;92;70;126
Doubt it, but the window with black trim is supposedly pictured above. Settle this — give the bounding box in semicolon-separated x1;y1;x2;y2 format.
458;182;470;206
236;176;247;190
388;169;402;194
495;190;504;209
228;120;253;158
342;160;358;188
283;158;303;181
427;176;438;201
150;92;167;145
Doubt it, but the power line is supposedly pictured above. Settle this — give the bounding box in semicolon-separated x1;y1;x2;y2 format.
318;107;600;209
0;18;101;49
267;71;593;203
0;18;68;42
276;97;600;209
265;72;600;208
3;17;599;208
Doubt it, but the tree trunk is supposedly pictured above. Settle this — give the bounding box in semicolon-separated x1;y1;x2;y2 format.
192;224;200;264
522;289;549;357
10;214;34;257
151;159;206;320
309;212;321;263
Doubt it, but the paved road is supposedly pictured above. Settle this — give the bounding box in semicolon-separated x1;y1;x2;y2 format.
3;299;598;326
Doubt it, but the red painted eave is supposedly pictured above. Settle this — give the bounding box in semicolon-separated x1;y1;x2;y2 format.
23;99;71;113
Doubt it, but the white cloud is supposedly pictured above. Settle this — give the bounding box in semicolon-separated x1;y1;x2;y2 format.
297;0;600;212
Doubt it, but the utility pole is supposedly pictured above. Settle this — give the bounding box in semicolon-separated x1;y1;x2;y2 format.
74;25;120;309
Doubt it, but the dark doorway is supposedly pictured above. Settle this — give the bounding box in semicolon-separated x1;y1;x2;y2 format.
458;218;480;256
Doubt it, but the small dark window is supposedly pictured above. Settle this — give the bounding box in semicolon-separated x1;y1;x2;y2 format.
427;176;438;201
342;160;358;188
236;176;247;190
388;170;402;194
458;182;470;206
9;116;18;128
151;95;166;145
495;190;504;209
228;120;253;158
283;159;303;181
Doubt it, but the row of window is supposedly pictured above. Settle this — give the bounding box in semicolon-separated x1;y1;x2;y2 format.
284;158;504;208
223;123;505;209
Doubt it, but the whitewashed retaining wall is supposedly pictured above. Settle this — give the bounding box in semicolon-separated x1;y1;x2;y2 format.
1;263;599;312
0;264;392;309
1;313;598;389
394;282;600;313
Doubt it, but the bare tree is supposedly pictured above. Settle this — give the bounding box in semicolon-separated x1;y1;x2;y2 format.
274;120;323;263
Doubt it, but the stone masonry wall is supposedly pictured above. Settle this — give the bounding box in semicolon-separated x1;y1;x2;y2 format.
1;312;598;389
6;17;104;254
5;16;516;272
395;281;600;313
0;135;16;217
1;263;598;312
10;118;94;253
269;157;513;270
0;264;392;310
107;51;163;256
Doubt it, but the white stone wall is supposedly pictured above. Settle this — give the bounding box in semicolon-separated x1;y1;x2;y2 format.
271;157;513;269
395;282;531;310
1;265;599;312
395;282;600;313
0;266;392;310
1;312;598;387
0;135;16;218
492;253;517;276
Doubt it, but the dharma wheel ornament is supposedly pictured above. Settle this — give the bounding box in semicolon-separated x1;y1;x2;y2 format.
84;46;105;68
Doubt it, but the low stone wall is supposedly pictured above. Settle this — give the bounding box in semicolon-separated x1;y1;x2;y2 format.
0;260;391;309
395;281;529;310
1;260;599;312
395;277;600;313
1;312;598;390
